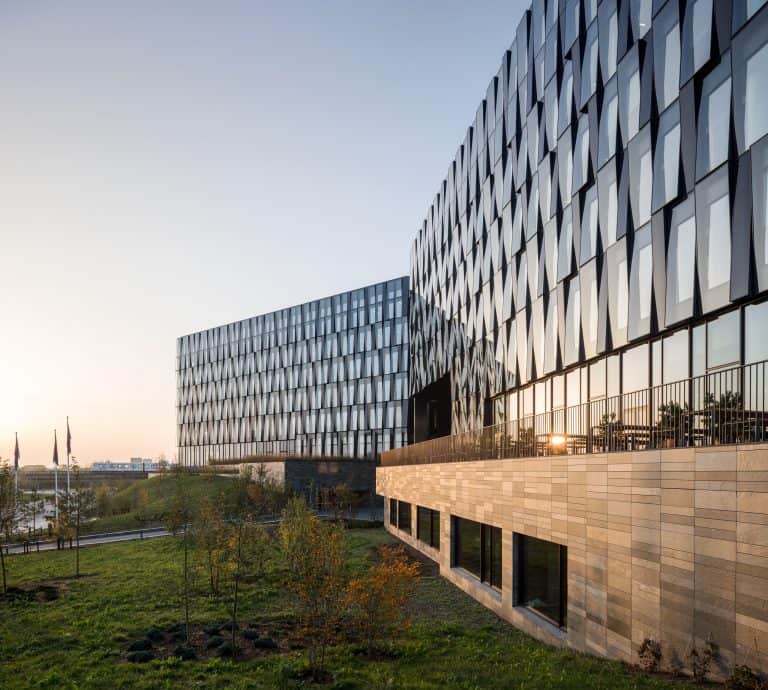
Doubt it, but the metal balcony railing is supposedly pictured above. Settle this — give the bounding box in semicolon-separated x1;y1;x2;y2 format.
381;360;768;467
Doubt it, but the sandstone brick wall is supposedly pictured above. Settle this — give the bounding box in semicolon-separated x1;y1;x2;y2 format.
377;444;768;677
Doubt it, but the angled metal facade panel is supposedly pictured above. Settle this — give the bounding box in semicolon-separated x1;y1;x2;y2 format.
176;277;409;466
409;0;768;434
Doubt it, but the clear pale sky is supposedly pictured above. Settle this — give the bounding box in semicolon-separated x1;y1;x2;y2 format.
1;0;526;466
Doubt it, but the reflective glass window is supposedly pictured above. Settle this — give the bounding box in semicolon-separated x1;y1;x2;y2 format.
564;277;581;366
664;329;689;384
573;113;590;192
581;22;599;108
623;344;649;393
628;224;653;341
580;260;599;359
630;0;652;39
558;62;574;137
707;310;741;370
515;534;567;628
557;206;574;281
665;196;697;327
544;292;559;374
653;105;681;212
599;78;619;167
545;78;559;150
734;16;768;152
618;48;641;145
598;164;618;249
752;137;768;290
599;1;618;81
746;43;768;148
695;166;732;314
453;516;482;578
682;0;713;83
564;0;580;49
590;359;606;399
693;324;706;376
696;59;732;179
746;301;768;364
580;185;599;263
607;239;629;347
558;132;573;205
654;11;681;112
629;125;653;228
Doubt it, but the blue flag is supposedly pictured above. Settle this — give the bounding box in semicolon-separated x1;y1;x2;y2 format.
66;417;72;456
53;431;59;467
13;433;19;471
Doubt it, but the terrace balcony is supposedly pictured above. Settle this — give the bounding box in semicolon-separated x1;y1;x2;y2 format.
382;360;768;467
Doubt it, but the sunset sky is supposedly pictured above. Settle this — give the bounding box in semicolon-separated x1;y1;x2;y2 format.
1;0;524;466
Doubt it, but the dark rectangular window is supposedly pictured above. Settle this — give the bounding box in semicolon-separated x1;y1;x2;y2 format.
389;498;397;527
514;534;567;629
417;506;440;550
397;500;412;534
452;516;502;589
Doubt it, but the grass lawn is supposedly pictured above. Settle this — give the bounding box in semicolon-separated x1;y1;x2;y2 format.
80;473;241;535
0;528;697;689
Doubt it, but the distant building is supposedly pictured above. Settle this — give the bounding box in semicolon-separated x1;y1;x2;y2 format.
91;458;161;472
20;465;47;473
176;277;409;466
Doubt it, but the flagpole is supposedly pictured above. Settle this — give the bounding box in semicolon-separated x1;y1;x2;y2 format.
53;430;59;522
14;432;19;496
66;417;71;510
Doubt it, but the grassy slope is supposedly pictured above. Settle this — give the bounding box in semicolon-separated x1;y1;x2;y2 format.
80;474;239;535
0;530;695;690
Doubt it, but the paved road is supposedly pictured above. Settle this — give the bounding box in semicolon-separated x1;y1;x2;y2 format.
6;526;171;555
5;508;384;556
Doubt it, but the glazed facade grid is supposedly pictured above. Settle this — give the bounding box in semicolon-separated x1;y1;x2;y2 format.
409;0;768;433
176;278;409;466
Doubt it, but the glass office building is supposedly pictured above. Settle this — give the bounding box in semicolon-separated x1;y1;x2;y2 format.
409;0;768;445
177;278;409;466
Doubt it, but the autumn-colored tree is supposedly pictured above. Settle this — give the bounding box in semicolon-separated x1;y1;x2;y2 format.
330;482;358;522
244;463;287;517
345;544;420;657
131;484;148;512
279;498;347;679
0;461;18;594
94;484;111;517
193;497;230;597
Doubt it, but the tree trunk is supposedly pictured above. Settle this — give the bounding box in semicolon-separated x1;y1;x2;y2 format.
75;513;80;578
231;523;243;654
0;540;7;594
183;525;190;643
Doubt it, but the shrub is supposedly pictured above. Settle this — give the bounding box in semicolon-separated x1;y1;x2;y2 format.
279;498;346;680
345;544;420;658
726;665;768;690
688;635;719;684
638;638;662;673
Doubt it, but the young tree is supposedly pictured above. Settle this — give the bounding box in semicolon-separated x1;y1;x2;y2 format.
279;498;347;679
94;484;111;518
165;467;195;643
59;464;96;577
226;519;272;654
192;497;229;597
330;483;358;522
345;544;420;658
0;461;18;594
20;487;43;538
244;463;286;517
